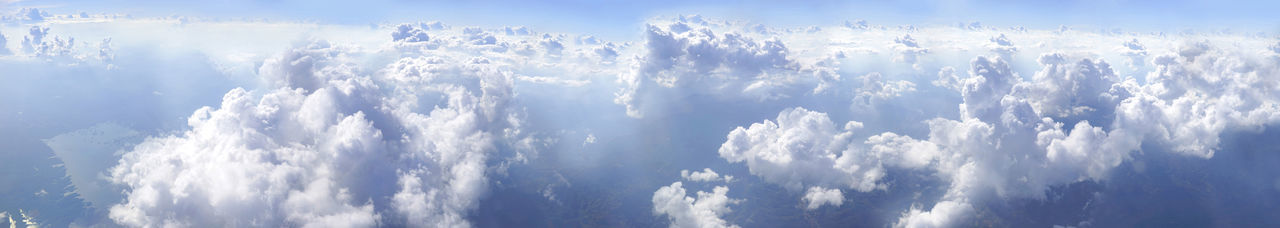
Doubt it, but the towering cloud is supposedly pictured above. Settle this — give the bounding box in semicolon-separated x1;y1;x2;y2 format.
107;40;530;227
615;19;837;118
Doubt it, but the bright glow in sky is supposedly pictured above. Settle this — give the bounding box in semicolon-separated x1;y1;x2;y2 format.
3;1;1280;227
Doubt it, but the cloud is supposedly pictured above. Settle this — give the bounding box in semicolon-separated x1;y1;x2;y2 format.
1017;53;1126;119
854;72;916;105
21;26;76;58
892;34;928;68
932;66;960;91
10;8;46;22
1120;38;1147;68
615;20;837;118
392;23;431;43
715;36;1280;224
8;12;1280;228
987;34;1016;59
0;32;9;55
802;187;843;210
652;182;741;228
719;107;933;192
107;39;530;227
895;199;972;228
843;20;869;30
681;168;732;183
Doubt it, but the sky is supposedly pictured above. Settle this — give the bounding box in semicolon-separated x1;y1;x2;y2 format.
2;0;1280;227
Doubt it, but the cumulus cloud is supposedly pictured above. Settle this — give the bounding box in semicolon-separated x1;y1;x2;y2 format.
9;12;1280;228
1017;53;1126;119
892;34;928;68
854;72;916;105
22;26;76;58
652;182;741;228
932;66;960;91
886;41;1280;225
802;186;843;210
14;8;47;21
392;23;431;43
1121;38;1147;68
843;20;869;30
0;32;9;55
107;39;530;227
718;34;1280;224
615;20;837;117
987;34;1016;59
719;107;935;192
681;168;732;183
895;199;972;228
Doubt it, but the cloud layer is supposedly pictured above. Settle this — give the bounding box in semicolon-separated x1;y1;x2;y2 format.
4;9;1279;228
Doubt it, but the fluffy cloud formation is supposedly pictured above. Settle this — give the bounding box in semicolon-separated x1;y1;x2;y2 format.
892;34;928;68
615;18;838;118
22;26;76;58
107;39;530;227
7;10;1280;228
895;199;973;228
652;182;741;228
719;107;935;192
722;37;1280;226
854;72;916;105
987;34;1016;59
802;186;843;210
900;42;1280;226
0;32;9;55
681;168;732;183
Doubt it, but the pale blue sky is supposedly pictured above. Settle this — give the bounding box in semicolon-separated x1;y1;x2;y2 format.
8;0;1279;39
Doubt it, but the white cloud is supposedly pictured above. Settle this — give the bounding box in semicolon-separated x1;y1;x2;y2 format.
652;182;741;228
843;20;869;30
895;199;972;228
681;168;731;183
1017;53;1127;119
107;39;530;227
0;32;10;55
8;12;1280;228
854;72;916;105
932;66;960;91
892;34;929;68
21;26;76;58
392;23;431;43
615;20;837;118
719;107;933;192
959;55;1019;122
802;186;843;210
582;133;597;146
15;8;46;22
1121;38;1147;68
987;33;1017;59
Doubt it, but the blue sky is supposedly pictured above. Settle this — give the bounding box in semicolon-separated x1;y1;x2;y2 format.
11;0;1280;39
2;0;1280;227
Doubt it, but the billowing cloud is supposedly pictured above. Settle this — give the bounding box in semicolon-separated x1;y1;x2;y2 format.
987;34;1016;59
21;26;76;58
5;8;1280;228
652;182;741;228
0;32;10;55
392;23;431;43
802;186;843;210
719;107;933;192
615;19;837;118
106;39;531;227
892;34;928;68
854;72;916;105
